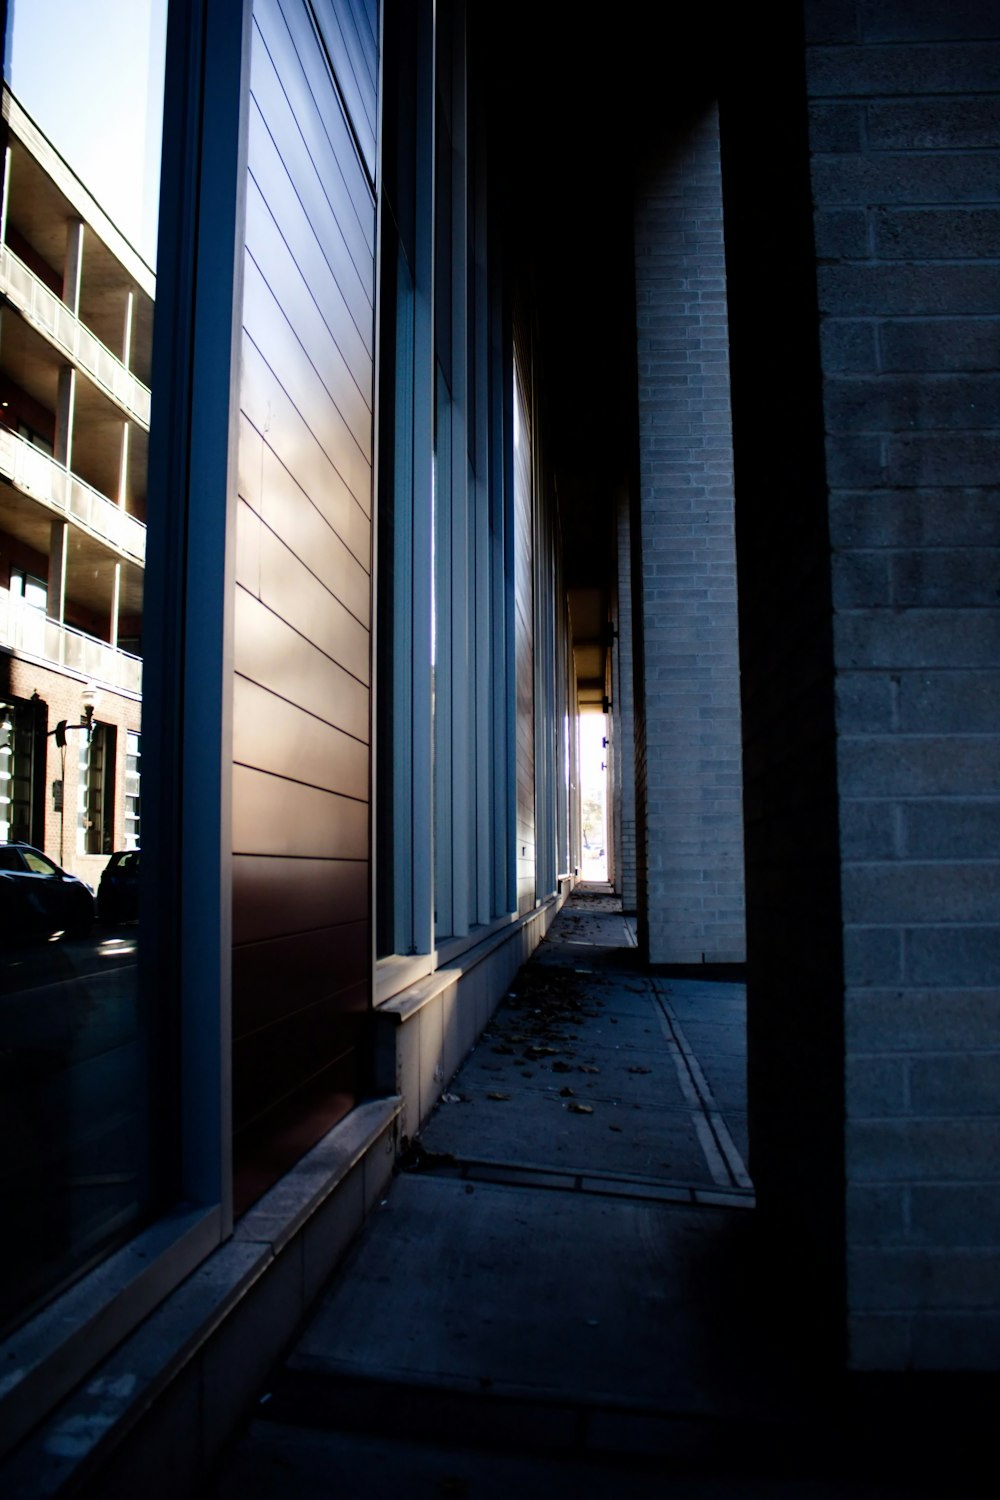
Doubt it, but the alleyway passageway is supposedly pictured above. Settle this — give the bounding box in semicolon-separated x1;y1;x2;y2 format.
208;891;983;1499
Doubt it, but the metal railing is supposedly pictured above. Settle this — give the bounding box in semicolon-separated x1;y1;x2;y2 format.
0;244;151;428
0;587;142;696
0;427;146;565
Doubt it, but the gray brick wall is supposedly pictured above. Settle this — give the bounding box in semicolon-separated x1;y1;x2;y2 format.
806;0;1000;1371
615;483;638;912
632;104;745;964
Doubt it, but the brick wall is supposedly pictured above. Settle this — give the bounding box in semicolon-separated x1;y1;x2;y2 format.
806;0;1000;1370
5;655;139;881
614;484;638;911
632;104;746;964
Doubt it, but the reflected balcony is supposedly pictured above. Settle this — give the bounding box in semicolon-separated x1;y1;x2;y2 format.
0;587;142;696
0;244;151;428
0;427;146;565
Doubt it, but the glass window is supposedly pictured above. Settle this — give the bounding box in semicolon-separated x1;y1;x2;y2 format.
77;722;117;856
0;0;166;1335
124;729;141;848
20;847;59;876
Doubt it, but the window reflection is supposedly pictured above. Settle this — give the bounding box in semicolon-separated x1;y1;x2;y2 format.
0;1;165;1333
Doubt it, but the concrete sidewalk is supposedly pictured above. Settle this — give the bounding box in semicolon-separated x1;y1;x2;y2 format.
207;888;990;1498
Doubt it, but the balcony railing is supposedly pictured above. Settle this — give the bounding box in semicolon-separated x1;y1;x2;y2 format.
0;588;142;696
0;427;146;565
0;243;151;428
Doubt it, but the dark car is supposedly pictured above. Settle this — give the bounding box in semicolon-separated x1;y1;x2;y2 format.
0;842;96;940
98;849;140;924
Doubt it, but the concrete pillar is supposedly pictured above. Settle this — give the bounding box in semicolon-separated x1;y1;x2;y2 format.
1;146;11;247
63;220;84;315
122;289;134;368
805;1;1000;1374
110;562;121;648
49;521;68;624
118;421;130;507
615;484;637;912
55;367;75;471
632;103;745;964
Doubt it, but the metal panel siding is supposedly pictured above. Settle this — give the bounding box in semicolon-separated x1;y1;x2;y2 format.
232;922;369;1038
232;854;368;942
232;0;375;1209
309;0;378;180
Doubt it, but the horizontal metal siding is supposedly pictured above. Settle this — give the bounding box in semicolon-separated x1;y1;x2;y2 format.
232;0;376;1211
310;0;378;182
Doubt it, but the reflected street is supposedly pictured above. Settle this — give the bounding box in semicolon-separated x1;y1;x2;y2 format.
0;923;145;1334
0;926;137;998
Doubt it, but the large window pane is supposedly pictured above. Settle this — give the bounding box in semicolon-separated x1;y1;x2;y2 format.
0;0;166;1332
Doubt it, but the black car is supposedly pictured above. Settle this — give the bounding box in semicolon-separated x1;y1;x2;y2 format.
98;849;140;924
0;842;96;940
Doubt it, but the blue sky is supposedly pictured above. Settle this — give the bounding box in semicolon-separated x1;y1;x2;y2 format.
8;0;167;265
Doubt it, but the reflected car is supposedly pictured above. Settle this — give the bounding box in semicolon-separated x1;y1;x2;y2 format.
98;849;140;925
0;842;96;940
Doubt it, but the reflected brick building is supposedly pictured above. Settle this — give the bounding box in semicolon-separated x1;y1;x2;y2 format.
0;89;147;877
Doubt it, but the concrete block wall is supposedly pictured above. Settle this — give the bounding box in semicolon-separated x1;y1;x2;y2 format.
614;484;638;912
805;0;1000;1370
632;105;746;965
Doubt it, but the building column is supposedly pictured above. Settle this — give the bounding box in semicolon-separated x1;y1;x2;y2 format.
118;420;130;507
63;219;84;315
0;147;11;248
110;562;121;648
49;520;68;624
55;366;76;471
122;289;134;368
614;483;637;912
52;366;75;628
632;102;745;964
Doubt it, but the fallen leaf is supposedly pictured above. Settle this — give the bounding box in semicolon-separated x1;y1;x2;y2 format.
486;1091;510;1102
551;1060;573;1073
566;1102;593;1115
559;1086;575;1097
609;1124;623;1132
579;1064;600;1075
627;1065;652;1075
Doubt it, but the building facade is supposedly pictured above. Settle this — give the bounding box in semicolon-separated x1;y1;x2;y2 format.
1;0;998;1490
0;89;147;881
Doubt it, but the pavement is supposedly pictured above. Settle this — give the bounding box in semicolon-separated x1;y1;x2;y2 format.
206;886;993;1499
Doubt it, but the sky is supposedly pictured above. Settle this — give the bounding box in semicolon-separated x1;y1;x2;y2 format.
6;0;167;266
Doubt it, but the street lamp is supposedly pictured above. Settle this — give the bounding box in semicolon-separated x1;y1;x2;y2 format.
52;683;101;746
80;684;99;742
49;684;101;866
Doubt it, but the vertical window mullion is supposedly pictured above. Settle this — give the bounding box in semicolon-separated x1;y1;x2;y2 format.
447;0;470;940
409;0;436;955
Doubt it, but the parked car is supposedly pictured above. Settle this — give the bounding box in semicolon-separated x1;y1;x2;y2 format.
0;842;96;940
98;849;140;924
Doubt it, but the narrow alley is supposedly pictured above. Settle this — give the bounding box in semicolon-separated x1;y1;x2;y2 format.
206;890;985;1499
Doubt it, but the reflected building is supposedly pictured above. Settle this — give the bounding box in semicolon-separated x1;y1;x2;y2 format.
0;85;148;873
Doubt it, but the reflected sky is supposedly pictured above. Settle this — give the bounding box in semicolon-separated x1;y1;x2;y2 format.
5;0;167;265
